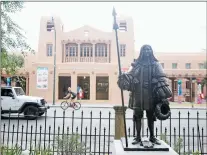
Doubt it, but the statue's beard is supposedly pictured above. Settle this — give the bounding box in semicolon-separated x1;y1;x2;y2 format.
141;55;151;62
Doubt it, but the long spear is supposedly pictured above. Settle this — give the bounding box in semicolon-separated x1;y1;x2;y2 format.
112;7;128;148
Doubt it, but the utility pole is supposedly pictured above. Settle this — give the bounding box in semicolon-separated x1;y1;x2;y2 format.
51;17;57;105
0;1;2;150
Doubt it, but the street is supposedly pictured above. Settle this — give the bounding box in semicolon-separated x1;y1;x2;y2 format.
1;106;207;154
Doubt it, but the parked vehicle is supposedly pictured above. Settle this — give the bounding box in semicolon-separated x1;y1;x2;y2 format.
1;86;49;119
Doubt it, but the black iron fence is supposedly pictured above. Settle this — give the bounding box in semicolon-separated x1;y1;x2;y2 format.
1;108;207;155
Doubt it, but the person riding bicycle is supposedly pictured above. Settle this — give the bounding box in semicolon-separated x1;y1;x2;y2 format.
63;87;77;103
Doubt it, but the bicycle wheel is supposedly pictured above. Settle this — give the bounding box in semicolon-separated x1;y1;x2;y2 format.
60;101;69;110
73;102;81;110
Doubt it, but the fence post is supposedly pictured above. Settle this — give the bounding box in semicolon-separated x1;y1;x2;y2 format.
113;105;127;140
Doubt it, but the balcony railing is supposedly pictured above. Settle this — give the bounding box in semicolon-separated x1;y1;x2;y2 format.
80;57;93;62
95;57;108;63
63;56;109;63
65;56;78;62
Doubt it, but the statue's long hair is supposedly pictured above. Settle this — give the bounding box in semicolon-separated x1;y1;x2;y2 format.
132;45;158;67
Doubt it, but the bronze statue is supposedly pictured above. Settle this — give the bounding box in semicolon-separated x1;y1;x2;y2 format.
117;45;172;146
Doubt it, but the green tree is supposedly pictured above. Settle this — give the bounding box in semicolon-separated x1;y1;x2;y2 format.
4;53;24;76
1;48;25;89
1;1;34;52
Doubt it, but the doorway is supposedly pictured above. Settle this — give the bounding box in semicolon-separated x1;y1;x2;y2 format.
77;76;90;100
58;76;71;99
96;76;109;100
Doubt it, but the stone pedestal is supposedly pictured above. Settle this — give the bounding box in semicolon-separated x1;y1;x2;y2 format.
113;138;178;155
113;106;128;140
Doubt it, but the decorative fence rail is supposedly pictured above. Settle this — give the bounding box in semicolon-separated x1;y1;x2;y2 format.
1;108;207;155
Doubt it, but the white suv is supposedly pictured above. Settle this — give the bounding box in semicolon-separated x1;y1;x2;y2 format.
1;86;49;119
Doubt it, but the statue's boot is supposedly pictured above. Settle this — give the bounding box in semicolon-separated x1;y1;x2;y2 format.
148;118;161;145
149;136;161;145
132;119;142;145
132;137;142;145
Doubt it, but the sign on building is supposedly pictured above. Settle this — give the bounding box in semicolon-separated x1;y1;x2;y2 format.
36;67;48;89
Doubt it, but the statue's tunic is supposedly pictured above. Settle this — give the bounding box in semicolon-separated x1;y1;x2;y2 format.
120;61;172;111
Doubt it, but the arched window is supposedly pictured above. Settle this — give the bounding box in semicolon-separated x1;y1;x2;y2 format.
95;43;107;57
65;43;78;57
80;43;93;57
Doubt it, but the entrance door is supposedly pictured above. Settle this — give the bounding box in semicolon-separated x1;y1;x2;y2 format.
58;76;71;99
77;76;90;100
96;76;109;100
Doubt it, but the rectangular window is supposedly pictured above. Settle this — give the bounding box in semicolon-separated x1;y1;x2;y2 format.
120;44;126;57
172;63;177;69
95;44;107;57
66;44;78;57
46;21;54;32
46;44;53;56
160;63;164;69
119;21;127;31
185;63;191;69
198;63;204;69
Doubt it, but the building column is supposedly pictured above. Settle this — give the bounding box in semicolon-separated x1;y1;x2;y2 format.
62;43;65;62
107;43;110;63
189;77;192;102
93;44;95;62
71;73;77;93
193;80;197;102
90;73;96;102
171;78;175;102
78;44;81;62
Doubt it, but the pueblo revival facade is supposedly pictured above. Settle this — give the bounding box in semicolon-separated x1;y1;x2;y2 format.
20;16;206;104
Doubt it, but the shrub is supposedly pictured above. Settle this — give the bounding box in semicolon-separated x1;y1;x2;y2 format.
55;133;90;155
0;145;22;155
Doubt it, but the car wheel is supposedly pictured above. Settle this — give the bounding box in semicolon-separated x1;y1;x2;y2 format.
24;106;39;119
38;112;44;116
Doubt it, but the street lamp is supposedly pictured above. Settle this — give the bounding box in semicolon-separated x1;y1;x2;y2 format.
51;17;57;105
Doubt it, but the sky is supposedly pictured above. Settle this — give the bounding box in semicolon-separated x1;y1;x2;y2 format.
10;2;206;53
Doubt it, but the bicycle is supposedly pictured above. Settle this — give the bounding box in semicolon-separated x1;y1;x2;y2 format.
60;98;81;110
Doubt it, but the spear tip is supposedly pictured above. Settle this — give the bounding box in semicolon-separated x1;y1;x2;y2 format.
112;7;117;16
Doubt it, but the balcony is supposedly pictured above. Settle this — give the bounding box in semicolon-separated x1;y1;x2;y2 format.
63;56;109;63
95;57;108;63
80;57;93;62
65;57;78;62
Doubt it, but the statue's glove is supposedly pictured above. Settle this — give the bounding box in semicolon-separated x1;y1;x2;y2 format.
117;73;131;90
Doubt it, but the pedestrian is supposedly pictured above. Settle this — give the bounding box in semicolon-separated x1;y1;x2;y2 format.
79;87;84;101
77;85;81;99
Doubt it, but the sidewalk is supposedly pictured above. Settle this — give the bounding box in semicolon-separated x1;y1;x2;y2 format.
47;101;207;109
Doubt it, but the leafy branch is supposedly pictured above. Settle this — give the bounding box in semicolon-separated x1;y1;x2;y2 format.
1;1;34;53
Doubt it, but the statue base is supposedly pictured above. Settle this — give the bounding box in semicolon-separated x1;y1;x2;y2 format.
121;137;169;151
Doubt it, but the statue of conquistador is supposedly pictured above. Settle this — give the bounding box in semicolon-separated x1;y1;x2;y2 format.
117;45;172;145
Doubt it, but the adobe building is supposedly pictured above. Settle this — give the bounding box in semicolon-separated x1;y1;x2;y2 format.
18;16;206;104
